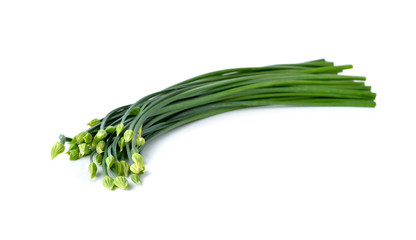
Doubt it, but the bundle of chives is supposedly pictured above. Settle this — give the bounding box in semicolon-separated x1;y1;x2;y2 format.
51;59;376;190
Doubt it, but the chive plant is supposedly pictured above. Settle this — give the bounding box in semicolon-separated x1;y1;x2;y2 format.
51;59;376;190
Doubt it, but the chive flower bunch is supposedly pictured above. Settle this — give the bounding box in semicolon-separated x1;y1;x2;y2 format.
51;59;376;190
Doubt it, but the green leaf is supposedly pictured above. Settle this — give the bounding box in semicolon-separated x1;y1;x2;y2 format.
131;174;141;184
114;176;128;190
88;163;97;180
87;118;100;127
51;142;65;160
102;176;114;190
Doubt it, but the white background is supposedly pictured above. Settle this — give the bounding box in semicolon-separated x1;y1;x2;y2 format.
0;0;415;239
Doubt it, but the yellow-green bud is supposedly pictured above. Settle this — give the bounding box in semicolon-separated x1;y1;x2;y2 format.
66;143;78;154
69;149;80;161
112;161;122;175
105;125;116;134
76;131;87;144
118;137;126;152
83;132;92;143
136;136;146;146
96;130;108;140
79;143;91;156
102;176;114;190
116;123;124;136
124;130;134;142
131;174;141;184
96;153;103;165
51;142;65;160
106;155;115;169
87;118;100;127
96;141;105;154
91;136;100;147
130;162;145;174
120;161;129;177
89;162;97;180
132;153;144;164
114;176;128;190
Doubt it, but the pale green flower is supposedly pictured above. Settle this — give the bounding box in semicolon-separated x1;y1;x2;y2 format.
132;153;144;164
118;137;126;152
106;155;115;169
96;141;105;154
102;176;114;190
131;174;141;184
114;176;128;190
69;149;80;161
96;130;108;140
96;153;103;165
51;142;65;160
136;136;146;146
83;132;92;143
79;143;91;156
124;130;134;142
116;123;124;136
88;162;97;180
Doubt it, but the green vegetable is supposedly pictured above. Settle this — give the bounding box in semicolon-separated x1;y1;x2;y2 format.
51;59;377;190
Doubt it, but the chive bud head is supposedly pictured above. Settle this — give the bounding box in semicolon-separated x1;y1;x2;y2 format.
96;153;103;165
106;155;115;169
96;141;105;154
91;136;100;147
132;153;144;164
118;137;126;152
51;142;65;160
83;132;92;144
130;162;145;174
69;149;80;161
136;136;146;146
87;118;100;127
116;123;124;136
114;176;128;190
131;174;141;184
129;107;141;116
120;161;130;177
88;162;97;180
112;161;122;175
76;131;87;144
124;130;134;142
79;143;91;156
102;176;114;190
96;130;108;140
66;143;78;154
105;125;116;134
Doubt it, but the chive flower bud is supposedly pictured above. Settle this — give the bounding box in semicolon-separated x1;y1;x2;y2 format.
131;174;141;184
116;123;124;136
91;136;100;147
118;137;126;152
96;153;103;165
102;176;114;190
124;130;134;142
96;141;105;154
76;131;87;144
120;161;129;177
106;155;115;169
130;162;145;174
96;130;108;140
51;142;65;160
132;153;144;164
89;162;97;180
112;161;122;175
79;143;91;156
114;176;128;190
83;132;92;144
105;125;116;134
136;136;146;146
69;149;80;161
87;118;100;127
